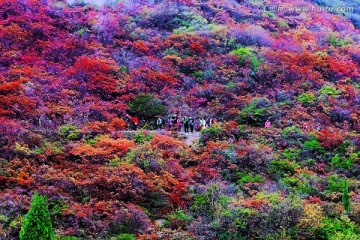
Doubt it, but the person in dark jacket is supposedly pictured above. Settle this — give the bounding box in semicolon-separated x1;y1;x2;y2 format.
189;117;194;133
183;116;189;133
172;115;178;126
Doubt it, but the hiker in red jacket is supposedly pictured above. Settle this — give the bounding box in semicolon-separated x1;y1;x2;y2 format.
131;116;139;130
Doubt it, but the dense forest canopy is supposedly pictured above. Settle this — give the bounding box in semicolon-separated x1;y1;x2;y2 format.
0;0;359;239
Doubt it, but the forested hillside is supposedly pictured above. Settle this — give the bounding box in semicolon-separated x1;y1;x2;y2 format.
0;0;360;239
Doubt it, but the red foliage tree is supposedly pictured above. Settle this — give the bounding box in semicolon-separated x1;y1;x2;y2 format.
317;129;344;150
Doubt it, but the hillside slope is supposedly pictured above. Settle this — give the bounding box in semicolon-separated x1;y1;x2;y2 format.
0;0;360;239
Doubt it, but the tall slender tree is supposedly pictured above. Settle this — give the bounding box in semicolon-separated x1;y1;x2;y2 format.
342;179;351;214
20;191;55;240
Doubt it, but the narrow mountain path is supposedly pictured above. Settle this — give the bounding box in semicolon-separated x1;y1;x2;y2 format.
180;132;201;146
119;130;200;146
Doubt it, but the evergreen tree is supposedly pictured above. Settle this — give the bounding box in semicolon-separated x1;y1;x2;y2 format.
342;180;351;214
20;191;55;240
129;94;166;120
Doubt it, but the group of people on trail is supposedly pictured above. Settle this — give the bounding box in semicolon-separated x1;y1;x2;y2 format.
156;115;218;133
266;118;322;131
286;118;322;131
130;113;323;133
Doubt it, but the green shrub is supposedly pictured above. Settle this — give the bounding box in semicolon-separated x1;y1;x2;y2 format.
34;148;45;154
58;125;80;141
281;176;313;195
299;158;316;168
269;159;297;178
56;237;80;240
146;190;169;212
15;142;31;155
231;46;259;71
254;191;281;205
331;154;353;170
125;143;164;172
337;140;353;155
316;215;359;239
236;172;264;185
50;200;68;216
193;71;203;82
329;232;360;240
238;98;272;126
0;158;10;177
282;126;304;139
164;47;179;56
191;193;211;216
190;184;227;218
349;152;359;165
282;148;301;161
86;135;104;146
319;85;340;96
108;156;122;168
278;20;288;28
20;191;55;240
134;132;153;144
296;92;316;106
0;214;8;223
326;175;346;193
46;141;63;154
129;94;166;120
173;11;208;34
303;139;325;152
200;123;226;144
115;234;136;240
265;12;276;19
226;81;237;89
337;140;360;155
168;210;193;229
9;215;24;229
327;34;352;47
138;158;150;170
169;209;193;222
